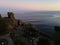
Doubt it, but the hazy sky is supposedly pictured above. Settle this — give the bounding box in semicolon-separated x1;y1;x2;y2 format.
0;0;60;11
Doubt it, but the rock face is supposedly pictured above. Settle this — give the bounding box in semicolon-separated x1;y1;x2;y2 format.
0;34;14;45
8;12;15;19
0;12;17;45
7;12;17;26
0;12;56;45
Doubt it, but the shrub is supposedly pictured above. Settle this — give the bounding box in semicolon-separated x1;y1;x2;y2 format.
0;18;12;35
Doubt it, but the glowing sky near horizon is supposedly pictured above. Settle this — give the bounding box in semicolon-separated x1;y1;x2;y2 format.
0;0;60;11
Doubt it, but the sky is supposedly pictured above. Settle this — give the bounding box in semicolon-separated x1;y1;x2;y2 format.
0;0;60;11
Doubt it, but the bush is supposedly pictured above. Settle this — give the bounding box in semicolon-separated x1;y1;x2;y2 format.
24;23;39;38
52;26;60;45
0;18;13;35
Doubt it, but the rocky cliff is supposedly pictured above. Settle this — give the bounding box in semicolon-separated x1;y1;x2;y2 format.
0;12;58;45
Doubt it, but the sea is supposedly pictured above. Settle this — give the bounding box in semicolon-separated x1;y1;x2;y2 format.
3;11;60;36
